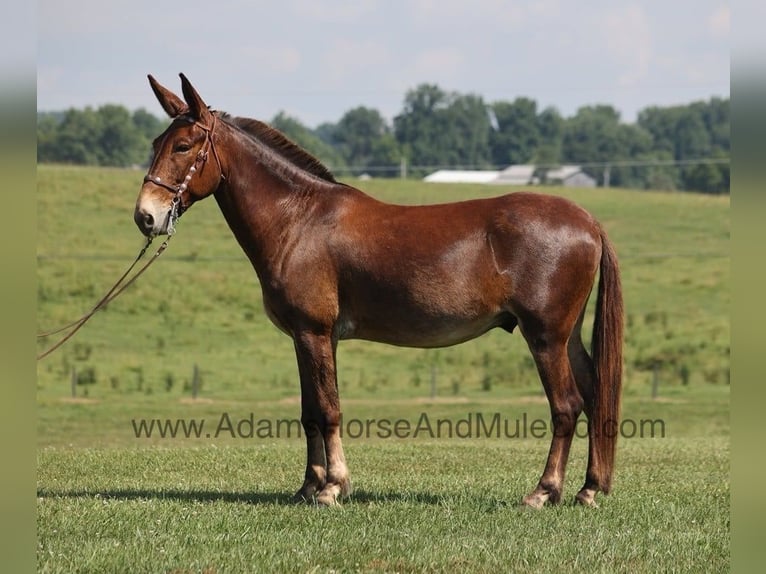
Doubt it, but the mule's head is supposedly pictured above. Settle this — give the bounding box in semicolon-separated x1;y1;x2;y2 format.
134;74;224;237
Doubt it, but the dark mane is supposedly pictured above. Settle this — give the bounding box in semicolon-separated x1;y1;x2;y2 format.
217;112;337;184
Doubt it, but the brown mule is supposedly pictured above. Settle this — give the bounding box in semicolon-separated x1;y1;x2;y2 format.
135;74;624;508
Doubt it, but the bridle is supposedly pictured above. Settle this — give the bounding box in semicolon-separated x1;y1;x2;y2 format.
142;113;225;235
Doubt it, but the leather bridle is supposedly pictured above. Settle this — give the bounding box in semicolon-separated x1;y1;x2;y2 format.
143;113;225;235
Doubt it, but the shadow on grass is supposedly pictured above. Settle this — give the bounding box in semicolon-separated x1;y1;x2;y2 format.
36;487;510;507
37;488;289;505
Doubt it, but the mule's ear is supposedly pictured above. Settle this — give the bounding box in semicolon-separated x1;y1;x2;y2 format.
179;73;212;124
148;74;188;118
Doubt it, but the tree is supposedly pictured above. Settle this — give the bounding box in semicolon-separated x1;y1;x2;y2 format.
96;104;144;167
533;106;564;169
394;84;450;170
269;112;348;173
132;108;166;141
334;106;400;176
561;105;622;185
50;107;104;165
560;105;655;187
443;93;491;168
489;97;539;167
638;98;729;193
37;105;163;167
394;84;491;173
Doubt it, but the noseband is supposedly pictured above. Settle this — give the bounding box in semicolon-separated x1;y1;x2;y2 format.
143;114;225;234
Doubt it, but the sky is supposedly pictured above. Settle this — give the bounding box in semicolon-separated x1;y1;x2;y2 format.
37;0;730;127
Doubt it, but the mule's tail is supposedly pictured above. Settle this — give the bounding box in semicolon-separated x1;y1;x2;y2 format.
591;228;624;494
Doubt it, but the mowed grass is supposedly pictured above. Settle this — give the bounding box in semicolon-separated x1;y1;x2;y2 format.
38;436;729;573
37;165;729;572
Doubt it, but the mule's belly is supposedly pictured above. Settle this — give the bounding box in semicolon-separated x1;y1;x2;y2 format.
339;304;513;348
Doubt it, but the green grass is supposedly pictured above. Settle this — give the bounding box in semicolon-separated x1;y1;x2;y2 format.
36;165;729;572
37;166;729;401
38;435;729;573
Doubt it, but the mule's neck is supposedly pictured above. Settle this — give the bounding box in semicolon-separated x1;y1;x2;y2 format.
210;123;347;277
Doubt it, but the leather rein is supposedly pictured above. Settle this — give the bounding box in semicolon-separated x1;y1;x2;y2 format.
37;115;223;360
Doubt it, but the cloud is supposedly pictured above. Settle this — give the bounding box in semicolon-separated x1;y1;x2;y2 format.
288;0;379;23
603;4;652;88
708;5;730;39
37;67;64;95
319;39;390;83
410;0;527;28
408;47;465;85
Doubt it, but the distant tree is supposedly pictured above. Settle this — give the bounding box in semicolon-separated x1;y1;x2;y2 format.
37;105;163;167
131;108;166;165
533;106;564;165
614;123;653;188
638;98;729;193
639;151;679;191
561;105;655;187
315;121;340;147
132;108;166;141
35;93;729;193
394;84;491;173
50;107;104;165
394;83;450;170
561;105;622;185
489;97;539;167
443;93;491;168
269;111;348;173
334;106;400;176
36;113;61;163
96;104;145;166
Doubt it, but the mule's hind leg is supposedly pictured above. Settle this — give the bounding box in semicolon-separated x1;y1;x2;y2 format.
568;309;601;507
521;324;584;509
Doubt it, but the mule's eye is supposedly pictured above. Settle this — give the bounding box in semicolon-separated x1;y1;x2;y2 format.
173;142;192;153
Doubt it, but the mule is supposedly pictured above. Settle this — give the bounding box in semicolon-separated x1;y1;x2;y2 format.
135;74;624;508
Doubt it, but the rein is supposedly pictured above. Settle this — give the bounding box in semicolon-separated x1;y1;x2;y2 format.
37;236;172;360
38;115;224;361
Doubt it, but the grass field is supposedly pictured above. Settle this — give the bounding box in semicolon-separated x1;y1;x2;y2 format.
36;165;729;572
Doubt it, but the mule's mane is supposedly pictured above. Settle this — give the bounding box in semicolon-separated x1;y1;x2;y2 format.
217;112;337;184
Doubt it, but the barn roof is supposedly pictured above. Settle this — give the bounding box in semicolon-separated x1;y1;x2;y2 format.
423;170;501;183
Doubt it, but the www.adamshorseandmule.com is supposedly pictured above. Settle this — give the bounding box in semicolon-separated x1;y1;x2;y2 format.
131;411;665;441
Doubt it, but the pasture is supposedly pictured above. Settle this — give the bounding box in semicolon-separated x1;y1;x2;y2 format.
37;165;729;572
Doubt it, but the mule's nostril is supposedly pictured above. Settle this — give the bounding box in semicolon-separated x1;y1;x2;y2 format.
134;209;156;236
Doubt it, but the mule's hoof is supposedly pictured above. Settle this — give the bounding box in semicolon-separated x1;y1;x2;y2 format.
574;489;599;508
520;491;549;510
292;483;321;504
316;486;341;506
292;492;312;504
315;478;353;506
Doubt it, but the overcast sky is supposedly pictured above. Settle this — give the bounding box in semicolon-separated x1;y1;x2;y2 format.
38;0;730;127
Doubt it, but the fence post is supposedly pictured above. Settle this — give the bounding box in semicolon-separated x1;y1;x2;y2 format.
192;364;200;399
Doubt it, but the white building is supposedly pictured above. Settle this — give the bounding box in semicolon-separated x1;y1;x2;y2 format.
545;165;596;187
423;169;501;184
423;163;595;188
491;165;537;185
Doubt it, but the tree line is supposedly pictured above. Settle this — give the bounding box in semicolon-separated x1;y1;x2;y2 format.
38;85;729;193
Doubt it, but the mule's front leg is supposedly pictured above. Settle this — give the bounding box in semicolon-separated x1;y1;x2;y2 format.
292;330;351;506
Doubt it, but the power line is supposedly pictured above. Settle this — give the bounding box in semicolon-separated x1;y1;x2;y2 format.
326;156;730;174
